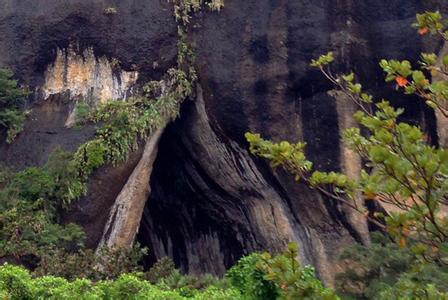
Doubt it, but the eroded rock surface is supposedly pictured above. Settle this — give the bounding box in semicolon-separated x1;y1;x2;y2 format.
98;125;166;250
42;45;138;103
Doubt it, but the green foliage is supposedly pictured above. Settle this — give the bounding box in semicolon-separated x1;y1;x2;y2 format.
73;102;90;128
310;52;334;68
35;244;147;281
1;148;83;211
227;252;278;299
0;264;240;300
0;264;33;300
0;150;87;263
245;132;357;201
0;242;334;300
227;244;338;300
146;256;177;284
0;199;85;263
245;134;312;171
0;68;29;143
145;257;232;298
257;243;338;300
171;0;225;26
9;167;53;202
159;270;229;295
378;279;448;300
413;11;447;37
0;148;148;279
337;232;414;299
337;232;448;299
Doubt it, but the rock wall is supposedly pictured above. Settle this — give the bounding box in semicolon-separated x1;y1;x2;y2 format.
434;41;448;147
1;0;448;285
98;125;166;250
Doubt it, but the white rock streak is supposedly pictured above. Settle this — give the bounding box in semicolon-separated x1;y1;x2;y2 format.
42;44;138;126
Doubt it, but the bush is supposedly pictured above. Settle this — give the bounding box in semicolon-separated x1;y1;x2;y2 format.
34;244;146;281
226;253;277;299
336;232;413;298
227;243;338;300
0;68;29;143
146;256;176;284
0;264;33;300
0;243;335;299
73;102;90;128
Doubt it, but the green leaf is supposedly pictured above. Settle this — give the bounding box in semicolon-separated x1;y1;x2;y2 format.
442;55;448;66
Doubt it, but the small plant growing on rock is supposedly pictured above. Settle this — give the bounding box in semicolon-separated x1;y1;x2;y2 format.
110;57;121;69
207;0;224;11
104;7;118;16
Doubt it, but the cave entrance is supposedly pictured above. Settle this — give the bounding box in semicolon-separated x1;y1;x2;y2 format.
136;118;245;276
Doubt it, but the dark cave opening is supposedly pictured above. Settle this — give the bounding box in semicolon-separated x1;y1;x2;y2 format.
136;112;247;275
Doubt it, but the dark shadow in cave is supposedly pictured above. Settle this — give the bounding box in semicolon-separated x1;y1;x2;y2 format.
136;107;247;275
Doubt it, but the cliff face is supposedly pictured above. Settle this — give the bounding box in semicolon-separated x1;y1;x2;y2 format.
1;0;447;285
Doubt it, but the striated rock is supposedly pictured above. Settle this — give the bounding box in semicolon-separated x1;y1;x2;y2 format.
332;90;370;245
97;125;166;250
137;86;357;285
42;45;138;103
42;44;138;127
434;41;448;147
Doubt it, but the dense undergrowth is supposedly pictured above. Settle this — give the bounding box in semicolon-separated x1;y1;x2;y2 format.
0;243;336;300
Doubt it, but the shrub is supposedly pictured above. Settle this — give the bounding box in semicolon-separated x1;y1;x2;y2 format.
73;102;90;128
0;264;33;300
0;264;241;300
0;198;85;263
336;232;415;299
227;252;277;299
145;256;176;284
34;244;146;281
336;233;448;299
0;68;29;143
227;244;338;300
